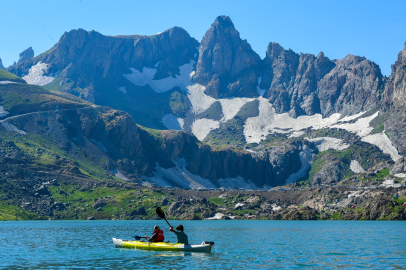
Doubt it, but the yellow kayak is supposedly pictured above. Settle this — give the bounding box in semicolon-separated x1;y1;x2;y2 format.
112;238;214;253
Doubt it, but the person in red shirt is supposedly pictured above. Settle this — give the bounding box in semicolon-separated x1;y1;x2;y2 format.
147;225;164;242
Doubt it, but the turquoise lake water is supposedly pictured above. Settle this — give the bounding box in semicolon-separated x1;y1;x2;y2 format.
0;220;405;269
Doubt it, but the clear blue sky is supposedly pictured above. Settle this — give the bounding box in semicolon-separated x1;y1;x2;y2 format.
1;0;405;76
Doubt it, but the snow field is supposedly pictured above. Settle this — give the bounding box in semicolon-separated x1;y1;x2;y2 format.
244;97;342;144
362;132;402;161
191;118;220;141
22;62;55;86
124;60;195;93
306;137;349;152
350;160;365;173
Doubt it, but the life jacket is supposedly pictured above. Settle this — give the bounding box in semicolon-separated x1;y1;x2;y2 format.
154;229;164;242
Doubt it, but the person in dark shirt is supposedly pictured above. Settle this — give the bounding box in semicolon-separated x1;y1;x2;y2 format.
169;224;188;244
147;225;165;242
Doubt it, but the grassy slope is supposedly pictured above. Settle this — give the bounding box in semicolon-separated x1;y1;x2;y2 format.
0;83;90;117
0;69;26;83
0;201;45;221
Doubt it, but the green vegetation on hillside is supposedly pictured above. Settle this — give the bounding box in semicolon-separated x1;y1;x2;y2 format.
0;83;89;117
0;69;26;83
0;201;46;221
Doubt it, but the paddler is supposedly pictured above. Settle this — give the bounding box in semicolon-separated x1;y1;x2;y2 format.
169;225;189;245
147;225;165;242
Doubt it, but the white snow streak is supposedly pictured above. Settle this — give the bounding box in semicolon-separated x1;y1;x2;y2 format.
362;132;402;161
0;81;17;84
0;106;9;117
256;76;266;97
22;62;55;86
350;160;365;173
285;145;313;184
110;168;128;181
0;121;26;135
119;86;127;94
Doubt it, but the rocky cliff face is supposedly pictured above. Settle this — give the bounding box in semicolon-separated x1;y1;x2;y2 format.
17;47;34;64
0;58;4;69
193;15;261;98
262;43;383;117
2;92;304;189
382;43;406;155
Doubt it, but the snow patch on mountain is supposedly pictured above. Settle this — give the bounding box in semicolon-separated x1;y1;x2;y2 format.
191;118;220;141
217;176;261;190
331;111;379;137
338;111;366;122
256;76;266;97
0;121;26;135
124;60;195;93
0;106;9;117
110;168;128;181
285;145;313;184
118;86;127;94
244;97;341;144
362;132;402;161
307;137;349;152
187;84;216;115
142;158;217;189
350;160;365;173
162;114;183;130
0;81;17;84
218;97;254;122
22;62;55;86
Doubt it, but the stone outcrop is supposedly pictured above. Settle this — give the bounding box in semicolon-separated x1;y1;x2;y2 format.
193;15;261;98
17;47;34;64
262;43;383;117
390;157;406;175
311;161;345;185
0;58;4;69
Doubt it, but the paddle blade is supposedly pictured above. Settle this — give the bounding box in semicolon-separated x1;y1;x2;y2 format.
134;235;141;240
156;207;165;219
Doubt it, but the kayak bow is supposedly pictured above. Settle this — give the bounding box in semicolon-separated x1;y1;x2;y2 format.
112;238;214;253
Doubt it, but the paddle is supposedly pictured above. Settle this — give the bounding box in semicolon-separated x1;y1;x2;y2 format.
133;235;149;240
156;207;172;227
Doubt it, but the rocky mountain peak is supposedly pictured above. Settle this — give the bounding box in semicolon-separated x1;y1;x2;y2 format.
0;58;4;69
17;47;34;64
213;15;235;28
193;15;261;98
